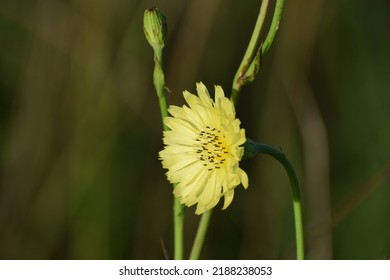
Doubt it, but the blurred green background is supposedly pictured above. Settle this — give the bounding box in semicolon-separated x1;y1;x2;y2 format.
1;0;389;259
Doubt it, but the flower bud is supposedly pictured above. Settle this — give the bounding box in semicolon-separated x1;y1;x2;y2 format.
143;7;167;49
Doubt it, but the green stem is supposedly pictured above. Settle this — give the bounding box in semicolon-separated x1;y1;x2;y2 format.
189;210;213;260
245;140;304;260
231;0;269;105
258;143;304;260
173;192;185;259
230;0;286;106
152;46;185;260
153;47;169;130
262;0;285;57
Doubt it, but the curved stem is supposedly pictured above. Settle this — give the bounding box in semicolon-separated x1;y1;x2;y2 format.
262;0;285;57
231;0;269;105
258;143;304;260
245;140;304;260
189;210;213;260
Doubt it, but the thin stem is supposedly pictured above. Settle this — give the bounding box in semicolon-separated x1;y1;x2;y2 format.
262;0;285;56
189;210;213;260
153;47;169;130
173;192;185;259
251;142;305;260
231;0;269;105
152;46;185;260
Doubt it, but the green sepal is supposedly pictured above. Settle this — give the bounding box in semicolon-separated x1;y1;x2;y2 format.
144;7;167;50
243;137;259;160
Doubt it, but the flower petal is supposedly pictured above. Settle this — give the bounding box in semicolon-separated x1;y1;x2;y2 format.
196;82;213;108
159;82;248;214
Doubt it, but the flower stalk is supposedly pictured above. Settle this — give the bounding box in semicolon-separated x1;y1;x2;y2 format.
189;210;213;260
144;7;185;260
244;138;305;260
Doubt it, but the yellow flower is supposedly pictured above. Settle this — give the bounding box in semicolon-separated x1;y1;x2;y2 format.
159;82;248;215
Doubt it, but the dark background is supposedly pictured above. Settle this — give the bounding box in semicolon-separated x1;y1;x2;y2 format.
0;0;389;259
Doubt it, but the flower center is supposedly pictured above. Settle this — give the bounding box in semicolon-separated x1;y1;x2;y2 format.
195;126;229;171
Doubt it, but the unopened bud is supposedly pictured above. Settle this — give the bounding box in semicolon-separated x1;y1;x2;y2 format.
143;7;167;49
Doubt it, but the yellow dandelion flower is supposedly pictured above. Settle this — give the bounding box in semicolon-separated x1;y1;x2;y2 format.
159;82;249;215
